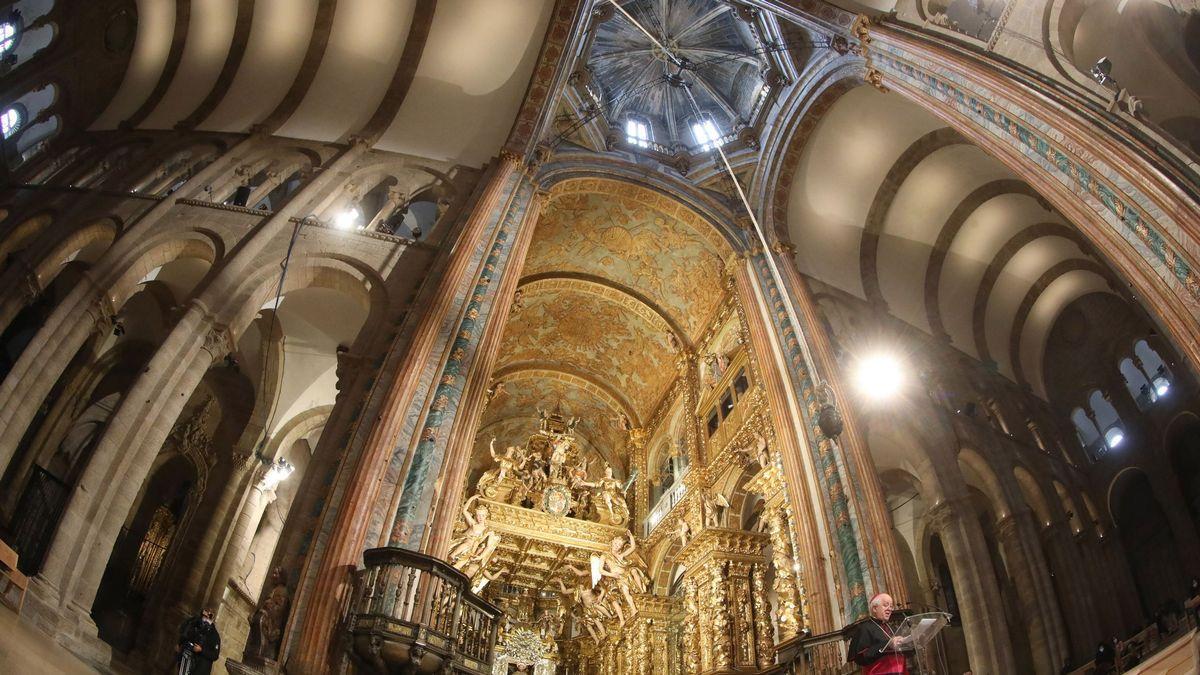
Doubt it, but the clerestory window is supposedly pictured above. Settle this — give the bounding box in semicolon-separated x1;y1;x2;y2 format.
0;22;16;55
1;107;21;139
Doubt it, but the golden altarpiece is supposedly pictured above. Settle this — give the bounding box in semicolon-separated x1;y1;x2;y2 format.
447;294;814;675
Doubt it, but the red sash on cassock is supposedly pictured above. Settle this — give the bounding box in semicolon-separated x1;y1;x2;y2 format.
862;653;907;675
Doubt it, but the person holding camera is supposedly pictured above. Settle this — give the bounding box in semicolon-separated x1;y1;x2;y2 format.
175;608;221;675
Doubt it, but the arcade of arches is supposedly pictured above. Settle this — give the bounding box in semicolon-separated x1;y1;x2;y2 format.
1;1;1199;674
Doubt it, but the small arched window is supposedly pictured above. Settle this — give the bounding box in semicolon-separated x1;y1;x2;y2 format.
1;107;22;139
0;22;16;55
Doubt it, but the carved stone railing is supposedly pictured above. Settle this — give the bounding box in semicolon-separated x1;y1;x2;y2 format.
348;547;502;674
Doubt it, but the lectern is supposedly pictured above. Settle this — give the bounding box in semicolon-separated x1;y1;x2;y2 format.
895;612;952;674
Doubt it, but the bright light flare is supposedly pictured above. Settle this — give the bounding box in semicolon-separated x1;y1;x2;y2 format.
334;207;361;230
854;352;905;400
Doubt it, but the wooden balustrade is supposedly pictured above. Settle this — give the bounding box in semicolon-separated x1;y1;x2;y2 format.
348;547;501;674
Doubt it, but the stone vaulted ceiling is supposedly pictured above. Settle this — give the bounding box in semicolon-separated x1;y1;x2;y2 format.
787;85;1122;397
91;0;555;166
478;178;731;473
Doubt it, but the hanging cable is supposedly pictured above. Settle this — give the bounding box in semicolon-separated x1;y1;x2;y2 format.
606;0;825;389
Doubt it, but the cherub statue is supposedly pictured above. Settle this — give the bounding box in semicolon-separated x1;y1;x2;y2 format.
448;495;498;570
555;576;612;643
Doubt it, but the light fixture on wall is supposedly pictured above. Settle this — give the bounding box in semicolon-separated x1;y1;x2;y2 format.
334;205;361;230
260;458;295;491
854;352;905;400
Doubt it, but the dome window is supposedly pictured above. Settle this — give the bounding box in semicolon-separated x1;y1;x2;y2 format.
691;117;724;152
625;117;651;148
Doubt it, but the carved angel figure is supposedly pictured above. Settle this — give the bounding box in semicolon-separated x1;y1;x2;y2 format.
447;495;499;572
596;532;648;612
676;517;692;547
488;437;527;483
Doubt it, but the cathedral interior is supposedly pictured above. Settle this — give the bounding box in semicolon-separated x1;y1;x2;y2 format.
0;1;1199;674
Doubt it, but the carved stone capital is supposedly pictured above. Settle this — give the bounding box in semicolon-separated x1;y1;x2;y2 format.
86;294;117;334
925;498;967;534
201;322;235;360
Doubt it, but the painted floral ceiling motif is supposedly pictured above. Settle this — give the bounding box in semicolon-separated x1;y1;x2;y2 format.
523;180;728;340
476;179;731;471
497;282;675;418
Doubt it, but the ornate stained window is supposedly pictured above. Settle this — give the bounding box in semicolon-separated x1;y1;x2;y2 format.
624;116;651;148
1;107;21;139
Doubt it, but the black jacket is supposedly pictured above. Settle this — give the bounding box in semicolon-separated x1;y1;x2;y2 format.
177;616;221;675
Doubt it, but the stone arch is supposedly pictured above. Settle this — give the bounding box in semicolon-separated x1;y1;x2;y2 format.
956;448;1012;519
261;406;333;463
108;233;221;312
0;212;54;269
1013;465;1054;525
224;253;384;348
753;57;865;239
30;218;120;286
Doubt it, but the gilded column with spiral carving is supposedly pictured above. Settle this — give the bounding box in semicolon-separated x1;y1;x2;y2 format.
765;505;804;640
683;576;702;673
709;560;733;671
752;562;776;669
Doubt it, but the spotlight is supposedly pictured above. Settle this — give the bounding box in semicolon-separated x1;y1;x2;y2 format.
854;352;904;400
260;458;295;491
334;206;361;230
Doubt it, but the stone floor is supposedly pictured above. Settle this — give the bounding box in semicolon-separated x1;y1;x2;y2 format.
0;604;99;674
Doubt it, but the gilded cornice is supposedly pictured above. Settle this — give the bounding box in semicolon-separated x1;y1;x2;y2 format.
481;499;627;553
675;528;768;570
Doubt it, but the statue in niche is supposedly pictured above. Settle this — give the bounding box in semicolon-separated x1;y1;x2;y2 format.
247;567;289;661
703;490;730;529
448;495;500;576
676;517;692;547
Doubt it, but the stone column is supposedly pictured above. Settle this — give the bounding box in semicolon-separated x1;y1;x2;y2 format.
1011;508;1071;666
205;461;273;611
996;512;1065;673
926;498;1016;673
24;309;233;663
172;452;264;613
773;244;909;600
1040;520;1102;662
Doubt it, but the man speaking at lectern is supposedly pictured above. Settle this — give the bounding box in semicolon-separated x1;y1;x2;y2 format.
847;593;909;674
